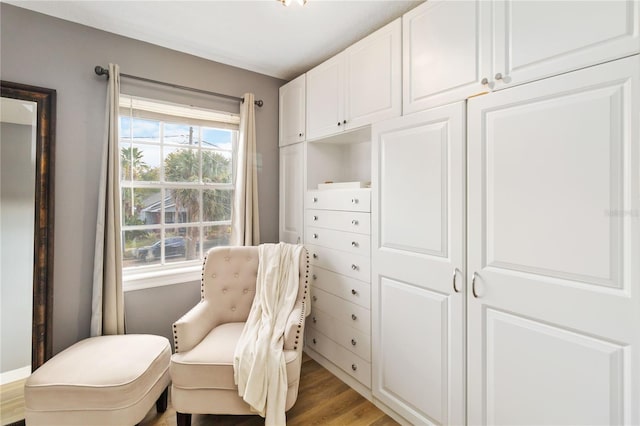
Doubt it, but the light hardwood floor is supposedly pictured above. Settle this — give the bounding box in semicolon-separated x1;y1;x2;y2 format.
0;378;26;425
140;353;398;426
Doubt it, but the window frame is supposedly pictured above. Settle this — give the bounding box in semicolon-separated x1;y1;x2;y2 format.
118;95;239;290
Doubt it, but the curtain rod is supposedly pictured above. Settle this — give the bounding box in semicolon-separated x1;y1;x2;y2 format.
93;65;264;107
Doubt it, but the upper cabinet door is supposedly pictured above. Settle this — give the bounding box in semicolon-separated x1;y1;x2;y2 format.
491;0;640;90
403;0;490;114
279;74;306;147
306;54;345;140
345;18;401;130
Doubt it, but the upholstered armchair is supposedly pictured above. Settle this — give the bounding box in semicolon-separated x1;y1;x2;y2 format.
170;246;309;426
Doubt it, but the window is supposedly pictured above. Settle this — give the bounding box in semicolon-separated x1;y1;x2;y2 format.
119;95;239;284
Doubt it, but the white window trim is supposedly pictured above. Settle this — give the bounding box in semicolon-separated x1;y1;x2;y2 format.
120;94;239;290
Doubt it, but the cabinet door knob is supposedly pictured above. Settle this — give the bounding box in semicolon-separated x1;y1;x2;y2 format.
351;338;357;346
337;122;341;126
351;241;359;247
481;77;489;85
313;215;318;221
495;73;503;80
313;233;318;239
351;219;359;225
453;268;460;293
313;295;317;302
313;253;318;259
351;289;357;295
312;316;317;323
351;314;357;321
312;197;318;203
298;132;303;137
351;363;357;371
472;272;480;298
351;264;359;271
312;338;317;344
343;119;347;124
351;198;358;204
312;274;317;280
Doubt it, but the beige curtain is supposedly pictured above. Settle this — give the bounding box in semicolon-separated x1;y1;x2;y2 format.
231;93;260;246
91;63;125;336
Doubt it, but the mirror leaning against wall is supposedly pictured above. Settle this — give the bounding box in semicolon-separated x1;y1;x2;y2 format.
0;81;55;425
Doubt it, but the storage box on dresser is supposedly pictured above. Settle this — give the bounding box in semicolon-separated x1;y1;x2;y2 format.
305;187;372;390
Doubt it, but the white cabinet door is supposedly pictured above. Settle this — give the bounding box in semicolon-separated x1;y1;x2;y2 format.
306;54;345;140
279;74;306;146
467;56;640;425
403;0;490;113
345;18;401;129
491;0;640;90
279;143;304;244
371;102;466;425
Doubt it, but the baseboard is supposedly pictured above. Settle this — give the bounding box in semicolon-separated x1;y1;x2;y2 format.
0;366;30;385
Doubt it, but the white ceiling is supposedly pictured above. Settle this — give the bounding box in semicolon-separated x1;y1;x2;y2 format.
7;0;422;81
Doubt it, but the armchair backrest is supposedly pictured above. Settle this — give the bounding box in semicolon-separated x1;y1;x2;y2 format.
201;245;309;327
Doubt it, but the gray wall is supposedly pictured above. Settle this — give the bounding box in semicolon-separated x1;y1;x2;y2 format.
0;123;36;373
0;3;285;354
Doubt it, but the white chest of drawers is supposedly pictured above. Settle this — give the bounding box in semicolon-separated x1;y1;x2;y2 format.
304;189;372;389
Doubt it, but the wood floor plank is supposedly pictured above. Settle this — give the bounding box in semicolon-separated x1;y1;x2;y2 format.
141;354;398;426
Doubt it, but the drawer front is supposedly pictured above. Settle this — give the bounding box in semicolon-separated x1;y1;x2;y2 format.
308;308;371;361
311;265;370;309
306;328;371;387
308;244;370;282
306;209;371;235
310;286;370;334
307;189;371;212
305;226;371;256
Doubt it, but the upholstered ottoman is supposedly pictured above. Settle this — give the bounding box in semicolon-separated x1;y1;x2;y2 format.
25;334;171;426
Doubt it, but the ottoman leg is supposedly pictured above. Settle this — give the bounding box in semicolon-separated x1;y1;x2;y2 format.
176;412;192;426
156;386;169;413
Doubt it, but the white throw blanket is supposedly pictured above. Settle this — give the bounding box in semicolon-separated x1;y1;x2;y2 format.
234;242;303;425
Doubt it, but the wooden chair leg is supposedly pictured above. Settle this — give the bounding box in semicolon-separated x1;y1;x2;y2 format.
176;412;192;426
155;386;169;413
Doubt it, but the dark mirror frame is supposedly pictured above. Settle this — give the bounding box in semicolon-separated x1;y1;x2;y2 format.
1;81;55;371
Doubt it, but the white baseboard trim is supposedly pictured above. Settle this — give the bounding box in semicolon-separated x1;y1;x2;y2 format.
0;365;30;385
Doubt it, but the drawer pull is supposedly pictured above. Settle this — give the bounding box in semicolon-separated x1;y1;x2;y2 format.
351;314;357;321
313;253;318;259
352;219;359;225
312;316;317;324
351;198;359;204
351;364;357;371
313;197;318;203
313;233;318;239
312;338;317;344
351;241;359;247
313;296;317;302
351;338;357;346
313;215;318;221
351;264;359;271
351;289;357;295
312;274;317;280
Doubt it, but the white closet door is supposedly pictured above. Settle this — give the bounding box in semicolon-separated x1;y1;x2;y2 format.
279;74;306;146
306;54;344;140
278;142;304;244
492;0;640;90
467;55;639;425
372;102;466;425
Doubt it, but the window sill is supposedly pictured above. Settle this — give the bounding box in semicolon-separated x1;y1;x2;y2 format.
123;264;202;292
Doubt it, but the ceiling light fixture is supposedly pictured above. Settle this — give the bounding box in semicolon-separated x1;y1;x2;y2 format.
279;0;307;6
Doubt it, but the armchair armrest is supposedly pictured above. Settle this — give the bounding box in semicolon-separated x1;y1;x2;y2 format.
283;302;307;351
172;301;217;353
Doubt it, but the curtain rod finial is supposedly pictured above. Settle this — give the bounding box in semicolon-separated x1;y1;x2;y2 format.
94;65;109;77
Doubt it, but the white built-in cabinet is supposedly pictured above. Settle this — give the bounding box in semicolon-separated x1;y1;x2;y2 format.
279;74;306;146
306;18;401;140
279;1;640;424
278;142;304;244
371;102;467;425
466;56;639;426
403;0;640;113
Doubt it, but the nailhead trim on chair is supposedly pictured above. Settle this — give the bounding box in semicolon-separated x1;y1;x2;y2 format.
293;248;310;351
